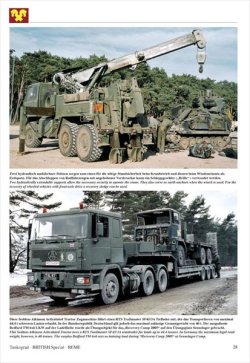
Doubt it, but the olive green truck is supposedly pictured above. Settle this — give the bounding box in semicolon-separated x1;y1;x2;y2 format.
27;205;219;305
19;29;206;163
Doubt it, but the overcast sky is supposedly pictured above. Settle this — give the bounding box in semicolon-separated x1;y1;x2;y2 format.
47;190;237;222
10;27;237;82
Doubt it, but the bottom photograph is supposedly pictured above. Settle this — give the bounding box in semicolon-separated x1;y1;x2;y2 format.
9;190;237;315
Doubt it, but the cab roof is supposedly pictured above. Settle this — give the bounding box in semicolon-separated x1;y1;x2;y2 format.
35;208;121;219
136;208;178;217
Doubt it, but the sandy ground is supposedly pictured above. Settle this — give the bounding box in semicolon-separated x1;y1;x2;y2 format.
10;125;237;169
10;269;237;315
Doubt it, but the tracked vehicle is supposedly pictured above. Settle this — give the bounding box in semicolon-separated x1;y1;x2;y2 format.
166;90;232;150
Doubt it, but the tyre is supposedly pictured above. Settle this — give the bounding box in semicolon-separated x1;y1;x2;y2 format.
200;267;206;281
25;124;42;148
177;245;186;267
142;270;155;296
58;122;78;156
50;296;67;305
76;124;103;162
206;248;213;264
157;269;168;293
211;266;217;279
206;267;211;280
101;273;119;305
199;247;206;265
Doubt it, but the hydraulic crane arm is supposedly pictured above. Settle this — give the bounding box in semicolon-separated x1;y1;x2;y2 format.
53;29;206;93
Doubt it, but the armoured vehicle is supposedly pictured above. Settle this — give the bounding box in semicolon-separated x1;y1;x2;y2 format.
166;90;233;150
27;205;219;305
19;29;206;163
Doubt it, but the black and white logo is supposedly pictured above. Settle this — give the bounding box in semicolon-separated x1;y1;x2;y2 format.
48;250;58;261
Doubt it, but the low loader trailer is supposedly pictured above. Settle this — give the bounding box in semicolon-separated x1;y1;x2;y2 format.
27;205;219;305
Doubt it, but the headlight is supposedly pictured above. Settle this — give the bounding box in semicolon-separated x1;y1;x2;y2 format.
76;276;90;285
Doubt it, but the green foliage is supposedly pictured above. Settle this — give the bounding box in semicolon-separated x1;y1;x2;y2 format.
82;192;104;209
10;50;237;123
217;213;237;266
9;191;62;272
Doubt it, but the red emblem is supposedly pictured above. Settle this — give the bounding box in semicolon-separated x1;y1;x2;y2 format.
9;8;29;23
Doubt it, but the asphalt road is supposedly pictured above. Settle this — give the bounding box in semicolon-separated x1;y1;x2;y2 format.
10;269;237;315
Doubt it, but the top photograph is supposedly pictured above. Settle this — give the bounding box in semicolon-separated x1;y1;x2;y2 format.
9;27;237;169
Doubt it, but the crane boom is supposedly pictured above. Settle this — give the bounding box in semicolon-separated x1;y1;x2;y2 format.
53;29;206;93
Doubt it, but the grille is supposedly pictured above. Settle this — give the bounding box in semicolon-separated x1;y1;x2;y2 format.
32;250;60;262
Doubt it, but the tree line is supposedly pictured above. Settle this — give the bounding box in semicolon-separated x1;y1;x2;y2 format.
9;50;237;123
9;190;237;272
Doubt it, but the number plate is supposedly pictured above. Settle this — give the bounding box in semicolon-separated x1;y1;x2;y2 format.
45;261;60;266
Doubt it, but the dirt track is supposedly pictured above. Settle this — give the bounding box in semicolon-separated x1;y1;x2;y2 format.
10;269;237;315
10;125;237;169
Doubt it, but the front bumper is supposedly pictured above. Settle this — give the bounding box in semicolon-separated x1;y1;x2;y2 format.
27;271;100;297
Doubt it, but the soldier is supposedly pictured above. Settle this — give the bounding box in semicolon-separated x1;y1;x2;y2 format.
148;113;159;144
214;255;221;278
157;117;173;153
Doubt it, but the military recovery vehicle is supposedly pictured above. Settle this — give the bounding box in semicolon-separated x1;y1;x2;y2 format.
27;205;219;305
19;29;206;163
166;90;233;150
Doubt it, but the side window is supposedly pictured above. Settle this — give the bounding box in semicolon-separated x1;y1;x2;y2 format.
98;216;109;237
113;219;121;238
172;212;179;224
27;85;38;100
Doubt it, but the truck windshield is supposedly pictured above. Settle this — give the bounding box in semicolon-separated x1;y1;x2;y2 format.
30;214;88;240
138;211;171;225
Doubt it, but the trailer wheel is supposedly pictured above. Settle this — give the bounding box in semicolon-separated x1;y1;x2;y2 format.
58;122;78;156
200;267;206;281
199;247;206;265
50;296;67;305
25;124;42;148
76;124;103;162
206;267;211;280
177;245;186;267
101;273;119;305
211;266;217;279
142;270;155;296
206;248;212;264
157;269;168;292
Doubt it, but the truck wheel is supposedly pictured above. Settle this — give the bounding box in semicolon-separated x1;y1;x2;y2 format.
50;296;67;305
25;124;42;148
101;273;119;305
211;266;217;279
200;267;206;281
58;122;78;156
206;248;212;264
206;267;211;280
142;270;155;296
177;245;186;267
199;247;206;265
157;269;168;292
76;124;103;162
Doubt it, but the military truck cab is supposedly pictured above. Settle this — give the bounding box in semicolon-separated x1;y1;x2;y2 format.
20;82;59;148
135;208;182;244
23;83;58;109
